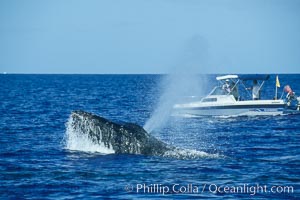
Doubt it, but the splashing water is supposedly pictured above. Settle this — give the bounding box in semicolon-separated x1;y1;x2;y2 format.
163;148;220;159
64;115;115;154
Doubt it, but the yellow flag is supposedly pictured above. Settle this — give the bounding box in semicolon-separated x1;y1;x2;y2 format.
276;75;280;87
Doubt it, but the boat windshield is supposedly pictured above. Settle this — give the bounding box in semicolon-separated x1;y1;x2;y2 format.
209;86;227;95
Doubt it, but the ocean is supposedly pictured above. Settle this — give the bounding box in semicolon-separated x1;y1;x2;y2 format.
1;74;299;199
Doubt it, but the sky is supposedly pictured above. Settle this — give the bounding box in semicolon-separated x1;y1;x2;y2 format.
0;0;299;74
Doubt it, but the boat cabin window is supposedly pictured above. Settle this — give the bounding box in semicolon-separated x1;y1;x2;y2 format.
202;98;217;102
210;87;226;95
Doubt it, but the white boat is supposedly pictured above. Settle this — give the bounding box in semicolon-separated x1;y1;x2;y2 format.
173;74;300;117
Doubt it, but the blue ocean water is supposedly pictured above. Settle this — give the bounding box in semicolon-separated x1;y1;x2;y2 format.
1;74;299;199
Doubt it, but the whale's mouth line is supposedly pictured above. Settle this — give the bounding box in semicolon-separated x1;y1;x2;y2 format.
65;110;221;159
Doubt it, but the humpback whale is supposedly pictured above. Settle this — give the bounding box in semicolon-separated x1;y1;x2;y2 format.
66;110;218;159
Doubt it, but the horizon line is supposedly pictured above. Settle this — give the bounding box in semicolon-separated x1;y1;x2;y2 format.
1;72;300;75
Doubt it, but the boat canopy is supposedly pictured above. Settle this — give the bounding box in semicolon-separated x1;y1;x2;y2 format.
238;74;270;81
216;75;238;80
216;74;270;81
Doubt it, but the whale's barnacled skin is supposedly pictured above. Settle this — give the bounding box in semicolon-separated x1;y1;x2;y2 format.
70;110;174;156
69;110;218;159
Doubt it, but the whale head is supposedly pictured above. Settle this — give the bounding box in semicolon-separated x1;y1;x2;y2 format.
68;110;172;156
66;110;219;159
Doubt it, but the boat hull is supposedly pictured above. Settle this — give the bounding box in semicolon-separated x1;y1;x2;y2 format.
173;107;285;117
173;100;295;117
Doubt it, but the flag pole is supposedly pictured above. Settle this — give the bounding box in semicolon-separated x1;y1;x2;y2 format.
275;78;277;100
275;75;280;100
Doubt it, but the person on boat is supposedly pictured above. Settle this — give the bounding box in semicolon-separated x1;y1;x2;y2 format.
222;79;239;100
222;79;232;94
284;85;295;99
247;80;260;100
252;80;260;100
284;85;298;108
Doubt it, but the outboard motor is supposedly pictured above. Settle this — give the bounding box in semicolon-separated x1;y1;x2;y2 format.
284;85;299;110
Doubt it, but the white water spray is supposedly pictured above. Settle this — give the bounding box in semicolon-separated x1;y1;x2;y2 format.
144;73;205;133
144;35;209;133
64;115;115;154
